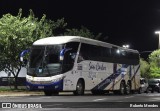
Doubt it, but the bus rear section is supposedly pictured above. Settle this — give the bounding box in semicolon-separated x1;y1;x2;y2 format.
66;61;140;95
65;42;141;95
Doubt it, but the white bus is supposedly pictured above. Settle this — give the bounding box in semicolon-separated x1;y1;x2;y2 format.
20;36;140;96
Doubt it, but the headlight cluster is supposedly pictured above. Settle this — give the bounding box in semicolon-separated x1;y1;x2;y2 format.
51;77;62;83
26;78;52;84
26;75;64;84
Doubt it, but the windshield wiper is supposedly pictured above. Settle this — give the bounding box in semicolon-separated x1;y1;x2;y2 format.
33;46;48;76
38;46;52;76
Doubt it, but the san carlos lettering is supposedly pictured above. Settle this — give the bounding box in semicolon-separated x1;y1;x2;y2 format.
89;62;106;71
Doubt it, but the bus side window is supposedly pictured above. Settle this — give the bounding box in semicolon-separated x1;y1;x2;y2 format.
78;43;88;63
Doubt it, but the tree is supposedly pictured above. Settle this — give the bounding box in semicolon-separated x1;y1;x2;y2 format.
140;58;150;78
0;9;67;89
148;49;160;78
64;26;102;40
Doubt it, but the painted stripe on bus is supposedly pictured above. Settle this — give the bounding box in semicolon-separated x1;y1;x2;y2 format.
91;64;129;91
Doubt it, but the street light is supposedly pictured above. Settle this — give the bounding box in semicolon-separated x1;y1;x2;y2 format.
122;44;130;49
155;31;160;49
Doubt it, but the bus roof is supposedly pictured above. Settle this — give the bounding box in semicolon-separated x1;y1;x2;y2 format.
33;36;139;53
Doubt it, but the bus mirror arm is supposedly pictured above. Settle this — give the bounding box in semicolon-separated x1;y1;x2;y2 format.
59;48;72;61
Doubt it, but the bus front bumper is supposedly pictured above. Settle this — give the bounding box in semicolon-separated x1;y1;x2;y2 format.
26;80;63;91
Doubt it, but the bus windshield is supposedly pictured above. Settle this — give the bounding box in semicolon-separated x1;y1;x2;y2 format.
28;45;63;77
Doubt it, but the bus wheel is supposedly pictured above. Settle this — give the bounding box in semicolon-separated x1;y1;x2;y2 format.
74;80;84;95
125;82;131;95
44;90;52;96
119;82;125;95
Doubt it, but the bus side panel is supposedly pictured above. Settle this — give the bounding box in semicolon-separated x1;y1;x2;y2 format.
63;70;78;91
81;61;113;90
90;63;128;91
106;64;140;91
62;62;140;92
103;64;129;91
131;65;140;91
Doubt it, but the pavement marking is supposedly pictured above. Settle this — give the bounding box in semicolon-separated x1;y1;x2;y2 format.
149;98;160;102
43;104;63;107
8;97;23;99
93;98;106;102
149;100;159;101
29;97;52;99
147;94;160;96
124;96;134;98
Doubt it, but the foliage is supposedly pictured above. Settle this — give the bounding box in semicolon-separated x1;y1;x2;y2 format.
0;9;67;89
140;58;150;78
64;26;102;40
148;49;160;78
0;8;102;89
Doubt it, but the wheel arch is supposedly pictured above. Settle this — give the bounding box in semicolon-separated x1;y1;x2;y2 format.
121;79;126;85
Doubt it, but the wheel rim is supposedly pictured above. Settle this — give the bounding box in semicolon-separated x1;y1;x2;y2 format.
126;84;131;94
77;82;83;94
120;83;125;94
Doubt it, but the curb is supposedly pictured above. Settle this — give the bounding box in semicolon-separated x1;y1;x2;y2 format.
0;92;43;97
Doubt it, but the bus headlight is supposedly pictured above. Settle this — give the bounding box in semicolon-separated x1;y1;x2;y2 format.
51;77;62;83
52;78;59;82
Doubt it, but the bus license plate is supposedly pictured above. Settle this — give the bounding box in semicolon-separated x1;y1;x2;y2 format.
38;86;44;89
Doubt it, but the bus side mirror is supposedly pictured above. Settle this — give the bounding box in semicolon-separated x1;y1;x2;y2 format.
60;56;64;61
20;49;30;66
59;48;72;61
20;57;24;62
21;59;28;67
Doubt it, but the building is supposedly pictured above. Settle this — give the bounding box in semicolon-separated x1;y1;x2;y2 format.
0;67;26;86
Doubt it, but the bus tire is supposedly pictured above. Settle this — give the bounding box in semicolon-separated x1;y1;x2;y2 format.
119;81;125;95
125;82;131;95
74;80;84;95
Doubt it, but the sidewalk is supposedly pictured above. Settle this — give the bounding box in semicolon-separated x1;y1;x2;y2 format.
0;91;43;97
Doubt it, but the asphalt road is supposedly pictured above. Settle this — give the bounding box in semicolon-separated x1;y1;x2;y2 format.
0;92;160;111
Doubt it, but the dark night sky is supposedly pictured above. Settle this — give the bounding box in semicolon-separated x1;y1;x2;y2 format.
1;0;160;54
